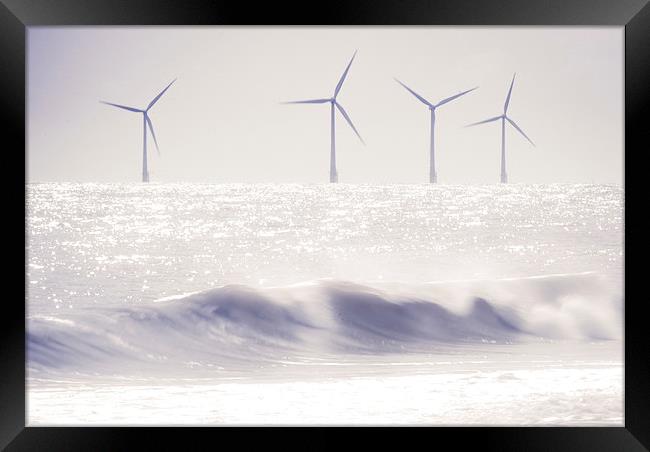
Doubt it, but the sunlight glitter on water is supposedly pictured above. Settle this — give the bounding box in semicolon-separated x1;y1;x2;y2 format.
27;183;622;314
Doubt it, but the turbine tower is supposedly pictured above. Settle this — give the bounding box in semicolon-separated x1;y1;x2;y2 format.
284;51;364;183
395;79;477;183
100;79;176;182
466;73;534;183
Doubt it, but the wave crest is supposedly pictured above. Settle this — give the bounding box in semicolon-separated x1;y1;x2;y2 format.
28;273;622;373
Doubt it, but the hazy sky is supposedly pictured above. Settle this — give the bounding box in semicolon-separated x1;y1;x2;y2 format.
27;27;623;184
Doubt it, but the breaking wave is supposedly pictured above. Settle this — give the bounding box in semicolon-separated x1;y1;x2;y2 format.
28;272;622;374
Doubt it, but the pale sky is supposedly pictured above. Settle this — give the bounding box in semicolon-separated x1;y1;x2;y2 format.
27;27;623;184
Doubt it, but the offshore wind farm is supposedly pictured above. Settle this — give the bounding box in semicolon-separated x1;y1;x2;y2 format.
27;27;623;426
100;63;529;184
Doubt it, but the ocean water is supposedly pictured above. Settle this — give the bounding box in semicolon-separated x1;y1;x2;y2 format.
26;183;624;425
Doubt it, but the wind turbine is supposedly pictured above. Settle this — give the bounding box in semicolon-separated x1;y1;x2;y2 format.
283;51;364;183
395;79;477;183
466;73;535;183
100;79;176;182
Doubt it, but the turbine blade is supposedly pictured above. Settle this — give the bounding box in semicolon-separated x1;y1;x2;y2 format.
503;73;516;113
436;86;478;107
282;98;331;104
335;102;364;145
147;79;176;111
465;115;502;127
333;50;357;98
394;78;432;107
100;101;142;113
506;117;535;146
144;114;160;155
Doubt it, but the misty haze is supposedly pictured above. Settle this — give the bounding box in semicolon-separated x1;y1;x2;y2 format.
27;26;623;426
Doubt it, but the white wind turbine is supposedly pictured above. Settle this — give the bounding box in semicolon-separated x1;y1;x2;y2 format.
101;79;176;182
283;51;364;183
466;73;534;183
395;78;477;183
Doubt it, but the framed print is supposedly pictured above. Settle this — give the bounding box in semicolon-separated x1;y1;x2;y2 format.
1;0;649;449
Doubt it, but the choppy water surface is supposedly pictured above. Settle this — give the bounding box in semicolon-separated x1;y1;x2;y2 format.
27;183;622;314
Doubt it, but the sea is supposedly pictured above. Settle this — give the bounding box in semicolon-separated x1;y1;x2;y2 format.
26;183;624;425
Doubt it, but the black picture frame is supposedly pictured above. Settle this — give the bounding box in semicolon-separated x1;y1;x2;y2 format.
2;0;648;449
